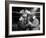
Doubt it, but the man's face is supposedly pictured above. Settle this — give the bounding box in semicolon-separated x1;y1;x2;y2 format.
27;15;32;20
22;13;27;24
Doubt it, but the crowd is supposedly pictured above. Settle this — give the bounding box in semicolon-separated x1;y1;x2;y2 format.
12;9;40;31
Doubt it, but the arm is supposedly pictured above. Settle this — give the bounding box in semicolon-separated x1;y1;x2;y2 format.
28;18;39;27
